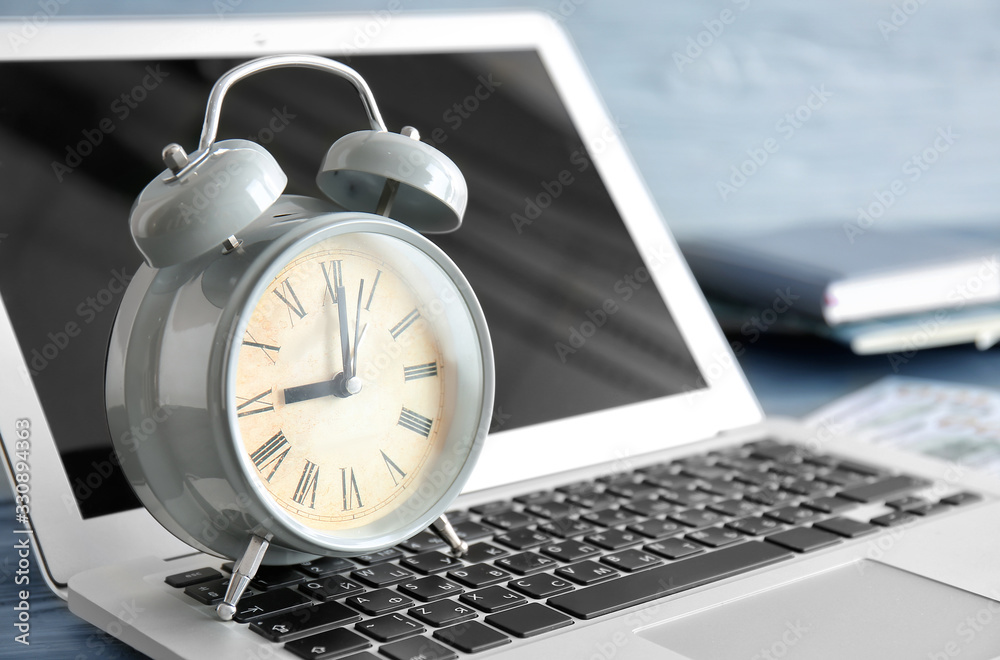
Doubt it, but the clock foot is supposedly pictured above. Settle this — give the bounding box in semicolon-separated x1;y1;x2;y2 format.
216;532;270;621
430;514;468;558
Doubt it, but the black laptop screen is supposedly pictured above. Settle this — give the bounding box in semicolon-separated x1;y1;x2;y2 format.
0;50;704;518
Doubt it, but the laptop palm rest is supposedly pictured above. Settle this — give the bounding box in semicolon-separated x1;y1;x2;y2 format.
638;560;1000;659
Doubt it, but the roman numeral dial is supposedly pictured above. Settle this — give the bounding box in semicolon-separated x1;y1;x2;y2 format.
234;234;448;531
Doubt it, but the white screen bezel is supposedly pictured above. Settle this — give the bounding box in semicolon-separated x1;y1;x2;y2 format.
0;10;762;589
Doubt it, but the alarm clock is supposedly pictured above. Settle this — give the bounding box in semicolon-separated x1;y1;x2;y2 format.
105;55;494;620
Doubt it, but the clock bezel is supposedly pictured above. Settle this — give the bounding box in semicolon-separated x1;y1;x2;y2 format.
214;212;494;556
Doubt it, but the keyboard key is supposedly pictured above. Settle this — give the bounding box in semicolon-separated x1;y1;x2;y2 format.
555;560;620;586
644;473;699;491
250;565;308;591
813;517;879;539
233;589;312;623
399;531;446;553
698;478;745;498
494;528;552;551
514;490;554;505
644;538;704;560
299;576;365;601
356;612;424;642
584;529;644;551
744;489;797;506
525;500;578;520
462;542;509;563
621;497;676;517
605;481;658;500
802;496;856;514
495;552;557;575
409;599;478;627
165;567;221;588
909;503;953;516
452;520;493;542
660;489;718;508
481;510;537;530
765;528;841;554
539;539;601;562
352;564;415;588
397;575;464;602
380;635;458;660
184;578;253;605
627;519;683;539
341;654;379;660
295;556;355;578
581;508;640;528
400;551;464;575
447;563;512;589
941;492;982;506
346;589;414;616
600;549;663;572
539;518;596;538
485;603;574;638
352;547;403;565
686;527;744;548
469;500;513;515
669;509;725;528
726;516;783;536
885;496;928;510
871;510;919;527
434;621;511;653
782;479;830;497
565;491;619;510
548;541;793;620
250;601;361;642
507;573;574;599
765;506;822;526
708;499;763;518
460;585;526;613
836;459;884;476
839;475;927;503
284;627;371;659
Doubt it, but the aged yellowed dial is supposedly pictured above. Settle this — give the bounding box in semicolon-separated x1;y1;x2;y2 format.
234;234;445;531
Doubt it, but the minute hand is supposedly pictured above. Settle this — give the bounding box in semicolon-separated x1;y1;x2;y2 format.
335;283;352;376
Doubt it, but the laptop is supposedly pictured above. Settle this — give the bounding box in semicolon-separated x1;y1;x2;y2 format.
2;10;1000;660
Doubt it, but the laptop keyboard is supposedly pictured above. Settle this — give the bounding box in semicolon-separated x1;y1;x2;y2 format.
164;438;982;659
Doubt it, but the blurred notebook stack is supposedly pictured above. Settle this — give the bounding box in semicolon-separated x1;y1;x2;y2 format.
679;224;1000;355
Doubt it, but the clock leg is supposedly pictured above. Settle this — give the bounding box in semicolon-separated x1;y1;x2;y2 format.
216;532;270;621
430;514;469;558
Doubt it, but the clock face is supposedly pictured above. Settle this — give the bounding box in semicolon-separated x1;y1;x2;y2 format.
233;232;450;533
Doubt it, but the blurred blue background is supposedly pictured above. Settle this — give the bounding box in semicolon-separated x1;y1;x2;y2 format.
3;0;996;240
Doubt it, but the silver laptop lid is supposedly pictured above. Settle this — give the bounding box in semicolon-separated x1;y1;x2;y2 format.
0;11;761;588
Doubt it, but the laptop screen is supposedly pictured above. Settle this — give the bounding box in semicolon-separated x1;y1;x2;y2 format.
0;50;704;519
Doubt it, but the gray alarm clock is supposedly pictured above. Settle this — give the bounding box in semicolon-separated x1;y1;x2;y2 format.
105;55;494;620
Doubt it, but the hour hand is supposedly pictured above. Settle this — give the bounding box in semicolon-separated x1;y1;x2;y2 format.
283;375;359;404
